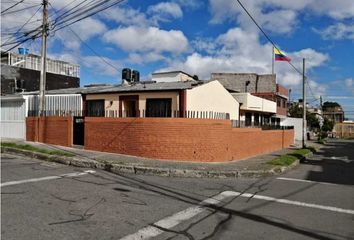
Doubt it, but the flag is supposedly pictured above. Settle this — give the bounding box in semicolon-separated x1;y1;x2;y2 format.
274;47;291;62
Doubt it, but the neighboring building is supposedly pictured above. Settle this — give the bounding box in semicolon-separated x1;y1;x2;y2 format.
280;117;303;142
334;122;354;138
323;106;344;124
152;71;196;83
1;50;80;94
307;106;322;118
231;93;276;127
211;73;289;119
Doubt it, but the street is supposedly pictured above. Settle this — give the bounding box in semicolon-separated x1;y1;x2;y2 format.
1;139;354;240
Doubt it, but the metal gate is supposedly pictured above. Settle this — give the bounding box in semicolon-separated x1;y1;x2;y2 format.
1;96;26;139
73;116;85;145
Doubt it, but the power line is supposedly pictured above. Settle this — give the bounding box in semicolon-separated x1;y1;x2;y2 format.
1;4;41;15
235;0;303;76
2;5;42;46
48;4;121;73
51;0;126;34
1;0;25;14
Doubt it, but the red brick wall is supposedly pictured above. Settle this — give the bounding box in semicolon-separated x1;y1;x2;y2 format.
26;117;73;147
85;118;294;162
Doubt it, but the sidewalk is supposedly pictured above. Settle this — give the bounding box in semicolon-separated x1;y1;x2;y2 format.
1;139;312;178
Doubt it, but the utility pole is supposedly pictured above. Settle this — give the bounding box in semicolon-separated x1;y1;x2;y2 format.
302;58;306;148
39;0;48;116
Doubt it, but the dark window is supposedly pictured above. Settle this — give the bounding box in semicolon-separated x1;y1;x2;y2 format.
245;112;252;126
146;98;172;117
86;100;104;117
277;99;281;107
254;113;260;126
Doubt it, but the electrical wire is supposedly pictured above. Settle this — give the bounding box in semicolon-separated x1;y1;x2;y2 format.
2;5;42;46
1;0;25;14
235;0;304;76
1;4;41;15
48;4;121;73
51;0;126;33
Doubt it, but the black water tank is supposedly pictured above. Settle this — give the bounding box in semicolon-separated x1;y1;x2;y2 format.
132;70;140;82
122;68;131;81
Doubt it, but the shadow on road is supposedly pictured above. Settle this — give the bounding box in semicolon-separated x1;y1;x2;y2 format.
302;139;354;185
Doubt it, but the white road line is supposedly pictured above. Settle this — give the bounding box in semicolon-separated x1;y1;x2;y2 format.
120;190;354;240
1;170;96;187
276;177;340;186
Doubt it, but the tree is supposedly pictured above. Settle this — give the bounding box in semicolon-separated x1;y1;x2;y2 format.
288;103;302;118
322;118;334;132
307;113;320;130
288;103;320;130
322;101;341;110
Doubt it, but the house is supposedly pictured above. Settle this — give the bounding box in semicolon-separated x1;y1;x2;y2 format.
231;92;276;127
323;106;344;124
83;78;239;120
151;70;197;82
1;50;80;94
211;73;289;125
334;122;354;138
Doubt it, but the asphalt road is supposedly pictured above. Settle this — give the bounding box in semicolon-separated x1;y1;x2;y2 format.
1;139;354;240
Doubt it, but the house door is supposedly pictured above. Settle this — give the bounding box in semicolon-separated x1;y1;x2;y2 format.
119;95;139;117
73;116;85;145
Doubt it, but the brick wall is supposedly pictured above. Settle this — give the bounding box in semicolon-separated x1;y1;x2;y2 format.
26;116;73;147
85;118;294;162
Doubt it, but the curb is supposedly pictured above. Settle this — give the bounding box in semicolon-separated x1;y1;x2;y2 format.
1;147;301;179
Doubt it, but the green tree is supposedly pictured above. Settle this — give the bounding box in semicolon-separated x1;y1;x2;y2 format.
288;103;303;118
322;118;334;132
289;103;319;130
322;101;341;110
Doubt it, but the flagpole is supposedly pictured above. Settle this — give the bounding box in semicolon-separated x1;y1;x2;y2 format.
272;46;275;74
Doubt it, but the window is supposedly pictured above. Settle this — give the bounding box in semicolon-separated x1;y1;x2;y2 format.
245;112;252;126
86;100;104;117
254;113;260;126
146;98;172;117
277;99;281;107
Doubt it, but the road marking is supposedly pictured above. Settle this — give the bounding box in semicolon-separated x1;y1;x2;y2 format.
276;177;340;186
120;190;354;240
1;170;95;187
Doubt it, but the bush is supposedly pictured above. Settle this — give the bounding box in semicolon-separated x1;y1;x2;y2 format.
1;142;74;157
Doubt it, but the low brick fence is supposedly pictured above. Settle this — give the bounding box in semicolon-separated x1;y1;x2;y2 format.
26;116;73;147
26;117;293;162
85;117;294;162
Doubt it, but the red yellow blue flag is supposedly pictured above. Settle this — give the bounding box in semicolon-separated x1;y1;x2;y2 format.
274;48;291;62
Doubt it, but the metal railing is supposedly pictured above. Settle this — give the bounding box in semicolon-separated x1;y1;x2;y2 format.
27;110;231;120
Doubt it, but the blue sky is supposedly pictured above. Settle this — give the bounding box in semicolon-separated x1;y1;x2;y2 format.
2;0;354;119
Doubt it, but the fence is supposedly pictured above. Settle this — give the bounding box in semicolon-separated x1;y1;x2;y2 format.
27;109;231;120
231;119;294;130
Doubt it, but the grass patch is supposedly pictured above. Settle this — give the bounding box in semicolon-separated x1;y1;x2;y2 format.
268;148;314;166
1;142;74;157
316;139;326;144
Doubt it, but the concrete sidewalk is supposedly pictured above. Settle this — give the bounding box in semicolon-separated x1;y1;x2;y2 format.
1;139;315;178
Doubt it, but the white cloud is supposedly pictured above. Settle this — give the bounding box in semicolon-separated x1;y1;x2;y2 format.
315;23;354;41
147;2;183;23
100;6;152;27
208;0;354;34
160;26;329;102
54;17;107;50
103;26;189;54
345;78;354;88
291;48;329;69
128;52;166;64
82;55;121;77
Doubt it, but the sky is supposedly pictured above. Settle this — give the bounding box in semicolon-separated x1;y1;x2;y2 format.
1;0;354;119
